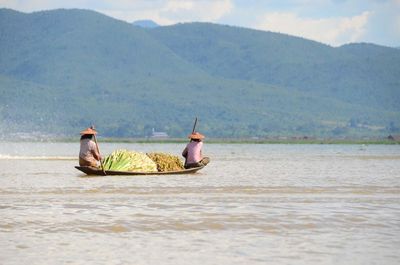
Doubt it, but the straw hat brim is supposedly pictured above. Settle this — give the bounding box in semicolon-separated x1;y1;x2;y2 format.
188;132;205;139
80;128;98;135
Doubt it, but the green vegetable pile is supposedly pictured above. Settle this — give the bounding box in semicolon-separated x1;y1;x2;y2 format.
147;152;185;172
102;149;158;172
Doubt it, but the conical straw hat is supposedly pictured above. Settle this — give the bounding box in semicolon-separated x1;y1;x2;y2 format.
188;132;205;140
80;127;98;135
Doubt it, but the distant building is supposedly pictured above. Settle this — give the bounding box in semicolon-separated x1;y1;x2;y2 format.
388;135;400;141
150;128;169;138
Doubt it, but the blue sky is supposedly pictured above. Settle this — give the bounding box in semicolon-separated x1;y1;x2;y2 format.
1;0;399;47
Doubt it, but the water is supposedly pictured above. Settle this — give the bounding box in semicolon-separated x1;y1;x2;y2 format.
0;142;399;265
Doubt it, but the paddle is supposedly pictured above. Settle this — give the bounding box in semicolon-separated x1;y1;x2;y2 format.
192;117;198;134
91;125;106;176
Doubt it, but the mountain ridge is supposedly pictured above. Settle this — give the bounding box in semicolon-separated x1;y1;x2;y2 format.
0;8;399;138
148;22;400;111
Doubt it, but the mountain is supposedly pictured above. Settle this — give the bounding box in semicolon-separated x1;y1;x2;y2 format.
0;8;399;138
133;20;159;28
149;23;400;111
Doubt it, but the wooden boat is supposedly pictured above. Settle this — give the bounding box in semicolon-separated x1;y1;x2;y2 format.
75;165;205;176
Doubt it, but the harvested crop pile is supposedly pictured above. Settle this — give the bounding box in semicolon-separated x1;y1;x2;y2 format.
146;152;185;172
102;149;158;172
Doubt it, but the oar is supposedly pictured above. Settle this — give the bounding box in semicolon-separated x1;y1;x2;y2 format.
192;117;198;134
91;126;106;176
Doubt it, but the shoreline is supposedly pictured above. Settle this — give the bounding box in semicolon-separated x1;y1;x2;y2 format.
1;137;399;145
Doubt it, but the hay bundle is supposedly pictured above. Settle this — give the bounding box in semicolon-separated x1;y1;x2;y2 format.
146;152;185;172
102;149;158;172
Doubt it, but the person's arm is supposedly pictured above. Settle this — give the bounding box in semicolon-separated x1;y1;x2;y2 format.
93;150;101;161
90;141;101;161
182;146;188;158
199;142;203;159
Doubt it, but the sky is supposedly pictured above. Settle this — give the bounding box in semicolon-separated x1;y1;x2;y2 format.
1;0;399;47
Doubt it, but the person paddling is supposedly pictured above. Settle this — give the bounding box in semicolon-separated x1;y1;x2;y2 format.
79;127;102;167
182;132;210;169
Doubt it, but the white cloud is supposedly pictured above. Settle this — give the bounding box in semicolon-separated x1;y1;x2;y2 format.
396;15;400;34
0;0;232;24
0;0;93;11
165;1;195;12
255;11;370;46
160;0;233;22
98;0;233;24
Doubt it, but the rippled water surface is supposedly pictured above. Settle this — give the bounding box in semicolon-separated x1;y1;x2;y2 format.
1;142;399;265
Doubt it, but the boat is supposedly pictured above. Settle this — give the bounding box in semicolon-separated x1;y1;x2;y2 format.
75;165;205;176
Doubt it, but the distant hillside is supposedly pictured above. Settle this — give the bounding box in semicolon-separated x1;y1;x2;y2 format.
0;8;399;138
133;20;159;28
149;23;400;111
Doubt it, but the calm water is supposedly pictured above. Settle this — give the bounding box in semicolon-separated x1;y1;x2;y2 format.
0;142;399;265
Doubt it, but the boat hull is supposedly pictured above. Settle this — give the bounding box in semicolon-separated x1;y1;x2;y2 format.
75;166;205;176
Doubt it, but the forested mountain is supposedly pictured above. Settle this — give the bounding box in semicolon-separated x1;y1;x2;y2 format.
149;23;400;111
0;8;399;138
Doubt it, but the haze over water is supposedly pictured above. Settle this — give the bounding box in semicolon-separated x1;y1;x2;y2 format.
1;142;399;265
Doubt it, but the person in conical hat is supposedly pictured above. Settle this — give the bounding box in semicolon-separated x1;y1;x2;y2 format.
79;126;101;167
182;131;210;169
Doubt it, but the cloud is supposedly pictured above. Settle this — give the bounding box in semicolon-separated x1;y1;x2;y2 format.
0;0;233;24
255;11;370;46
0;0;96;11
160;0;233;22
359;0;400;47
100;0;233;24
